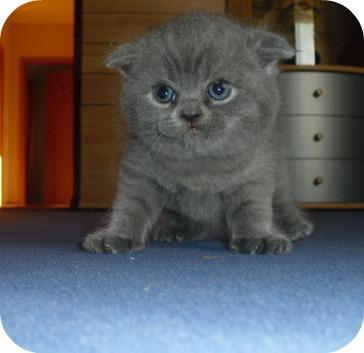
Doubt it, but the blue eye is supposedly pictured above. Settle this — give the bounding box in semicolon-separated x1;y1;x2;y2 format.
207;81;231;100
153;84;176;104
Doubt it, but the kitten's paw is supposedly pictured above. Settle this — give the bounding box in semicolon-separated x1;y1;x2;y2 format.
285;217;313;241
81;230;144;254
150;228;184;243
231;236;292;254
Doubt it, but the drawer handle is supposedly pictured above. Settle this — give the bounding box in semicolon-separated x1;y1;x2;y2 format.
313;132;324;141
313;177;324;186
313;89;324;98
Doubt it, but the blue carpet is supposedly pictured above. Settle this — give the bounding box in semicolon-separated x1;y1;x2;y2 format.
0;210;363;353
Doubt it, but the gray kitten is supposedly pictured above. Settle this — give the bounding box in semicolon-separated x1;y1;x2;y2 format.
82;12;313;255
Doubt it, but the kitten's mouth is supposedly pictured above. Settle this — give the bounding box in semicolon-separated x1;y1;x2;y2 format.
188;122;199;133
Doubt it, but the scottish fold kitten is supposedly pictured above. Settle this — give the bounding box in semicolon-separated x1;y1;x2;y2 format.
82;12;313;255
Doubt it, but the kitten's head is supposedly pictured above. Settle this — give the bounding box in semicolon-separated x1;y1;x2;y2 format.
106;12;294;158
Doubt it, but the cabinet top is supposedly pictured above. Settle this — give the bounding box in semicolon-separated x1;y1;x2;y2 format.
280;65;364;75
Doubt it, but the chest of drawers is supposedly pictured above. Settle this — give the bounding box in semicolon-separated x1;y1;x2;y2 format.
279;70;364;205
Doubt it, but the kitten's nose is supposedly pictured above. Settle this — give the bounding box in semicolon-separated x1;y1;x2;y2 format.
179;99;202;122
180;111;201;122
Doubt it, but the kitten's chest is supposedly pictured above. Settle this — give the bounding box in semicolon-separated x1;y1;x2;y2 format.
159;155;248;193
168;189;223;222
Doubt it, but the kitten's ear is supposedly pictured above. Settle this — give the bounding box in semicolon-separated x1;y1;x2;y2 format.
246;29;295;74
104;43;136;77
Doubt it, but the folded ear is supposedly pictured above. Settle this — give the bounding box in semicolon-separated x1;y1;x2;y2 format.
104;43;136;77
246;28;295;74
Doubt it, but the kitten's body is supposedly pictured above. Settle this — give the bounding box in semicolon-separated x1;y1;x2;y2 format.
82;12;313;254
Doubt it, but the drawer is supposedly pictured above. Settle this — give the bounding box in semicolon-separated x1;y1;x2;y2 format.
279;115;364;159
287;160;364;202
280;72;364;116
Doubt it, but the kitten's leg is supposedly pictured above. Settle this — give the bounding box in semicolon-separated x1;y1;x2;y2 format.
150;209;189;243
273;185;313;241
224;184;292;254
273;163;313;241
81;165;168;254
150;209;205;242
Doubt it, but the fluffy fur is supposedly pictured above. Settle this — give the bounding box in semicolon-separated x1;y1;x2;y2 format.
82;12;313;255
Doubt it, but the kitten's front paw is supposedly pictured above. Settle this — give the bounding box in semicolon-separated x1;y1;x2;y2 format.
81;230;144;254
285;218;313;241
231;235;292;254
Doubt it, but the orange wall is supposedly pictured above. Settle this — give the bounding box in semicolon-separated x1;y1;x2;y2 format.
0;21;73;205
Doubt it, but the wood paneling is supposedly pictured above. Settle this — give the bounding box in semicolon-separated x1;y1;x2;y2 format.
81;105;128;150
82;74;120;105
82;44;115;73
83;0;225;13
226;0;252;22
83;13;175;44
81;105;128;207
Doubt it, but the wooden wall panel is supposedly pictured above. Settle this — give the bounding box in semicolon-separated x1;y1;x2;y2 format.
81;106;127;154
83;0;225;13
81;105;128;208
83;14;174;43
82;44;114;73
226;0;252;22
82;74;120;105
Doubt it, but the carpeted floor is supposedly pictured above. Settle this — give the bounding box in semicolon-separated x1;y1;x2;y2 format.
0;210;363;353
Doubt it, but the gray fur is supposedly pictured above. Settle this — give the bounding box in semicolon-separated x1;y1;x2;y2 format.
82;12;313;255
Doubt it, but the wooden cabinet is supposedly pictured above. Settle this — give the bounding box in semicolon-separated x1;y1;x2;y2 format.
279;115;364;160
280;71;364;116
287;160;364;203
279;68;364;207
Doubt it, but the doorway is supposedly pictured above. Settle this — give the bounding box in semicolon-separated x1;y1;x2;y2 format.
0;46;3;207
0;0;75;207
24;60;74;207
